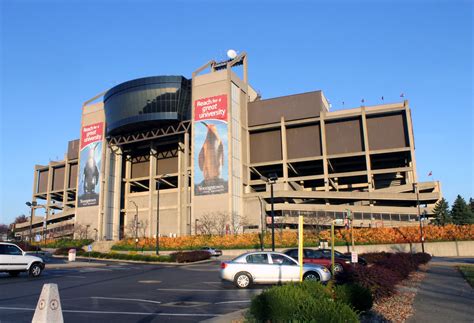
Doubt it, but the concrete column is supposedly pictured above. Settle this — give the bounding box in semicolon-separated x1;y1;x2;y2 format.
361;108;374;192
184;132;190;235
100;146;112;240
404;102;418;183
320;111;329;192
281;117;289;190
112;147;122;241
124;155;132;234
45;165;53;234
177;141;183;237
149;146;157;237
62;157;70;210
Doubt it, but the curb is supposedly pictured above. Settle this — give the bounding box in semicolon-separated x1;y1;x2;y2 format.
52;255;217;266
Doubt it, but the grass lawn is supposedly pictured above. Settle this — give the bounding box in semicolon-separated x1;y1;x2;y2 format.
458;265;474;288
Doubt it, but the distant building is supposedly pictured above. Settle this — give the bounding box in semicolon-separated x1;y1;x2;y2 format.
14;53;442;241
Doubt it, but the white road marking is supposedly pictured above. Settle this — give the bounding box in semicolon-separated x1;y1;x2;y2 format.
156;288;262;292
0;306;218;317
215;300;251;304
138;280;161;284
91;296;162;304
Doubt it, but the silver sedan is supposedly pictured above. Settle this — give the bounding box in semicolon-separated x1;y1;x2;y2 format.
220;251;331;288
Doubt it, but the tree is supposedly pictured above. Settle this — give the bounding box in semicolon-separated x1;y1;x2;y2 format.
13;214;28;224
451;195;474;225
470;198;474;213
431;198;451;226
0;224;8;234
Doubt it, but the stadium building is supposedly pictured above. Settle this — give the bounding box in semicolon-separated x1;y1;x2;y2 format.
14;53;442;241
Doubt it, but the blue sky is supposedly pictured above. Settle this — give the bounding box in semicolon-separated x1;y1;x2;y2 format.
1;0;472;224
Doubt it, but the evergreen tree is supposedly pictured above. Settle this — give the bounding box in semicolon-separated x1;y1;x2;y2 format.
451;195;474;225
431;198;451;226
470;198;474;213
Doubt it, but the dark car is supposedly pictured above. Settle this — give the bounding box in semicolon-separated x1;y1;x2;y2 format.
318;249;367;266
284;248;356;274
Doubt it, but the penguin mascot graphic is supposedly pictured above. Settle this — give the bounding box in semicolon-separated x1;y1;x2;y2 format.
198;122;225;193
83;142;100;194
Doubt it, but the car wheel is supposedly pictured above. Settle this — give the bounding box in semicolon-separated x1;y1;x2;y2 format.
334;263;344;274
234;272;252;289
29;263;42;277
8;271;20;277
303;271;320;282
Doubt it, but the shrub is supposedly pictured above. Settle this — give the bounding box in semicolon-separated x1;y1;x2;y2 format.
250;282;358;323
35;238;94;249
351;265;399;301
14;242;41;252
374;253;417;279
360;252;392;264
169;250;211;263
334;283;373;313
413;252;432;265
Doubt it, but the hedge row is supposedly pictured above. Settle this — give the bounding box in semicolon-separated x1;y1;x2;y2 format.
53;248;210;263
35;238;93;249
112;224;474;251
341;252;432;301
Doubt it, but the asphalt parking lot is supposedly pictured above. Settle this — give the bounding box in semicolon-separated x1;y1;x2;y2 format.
0;259;260;322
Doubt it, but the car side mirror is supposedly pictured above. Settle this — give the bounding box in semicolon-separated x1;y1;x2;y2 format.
22;251;26;256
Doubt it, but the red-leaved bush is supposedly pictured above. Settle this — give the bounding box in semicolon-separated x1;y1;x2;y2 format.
342;252;432;301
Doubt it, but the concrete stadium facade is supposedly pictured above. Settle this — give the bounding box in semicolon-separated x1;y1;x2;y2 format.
14;53;442;241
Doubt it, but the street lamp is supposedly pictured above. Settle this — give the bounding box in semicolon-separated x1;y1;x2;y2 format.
261;173;278;251
26;201;37;242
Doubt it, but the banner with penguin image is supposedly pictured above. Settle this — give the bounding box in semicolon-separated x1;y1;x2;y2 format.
78;122;103;207
194;95;228;196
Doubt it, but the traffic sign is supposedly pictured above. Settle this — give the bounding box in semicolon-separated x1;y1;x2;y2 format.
87;245;92;252
351;252;358;263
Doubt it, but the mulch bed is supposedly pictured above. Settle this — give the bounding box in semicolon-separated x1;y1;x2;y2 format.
362;264;428;323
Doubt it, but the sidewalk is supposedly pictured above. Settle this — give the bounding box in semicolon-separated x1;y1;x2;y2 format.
409;257;474;323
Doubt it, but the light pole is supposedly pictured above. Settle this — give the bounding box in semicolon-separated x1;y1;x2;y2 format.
26;201;37;242
257;196;265;251
261;173;278;251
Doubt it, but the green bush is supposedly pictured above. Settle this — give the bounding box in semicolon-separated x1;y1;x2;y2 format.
334;283;373;313
250;282;359;323
41;239;94;249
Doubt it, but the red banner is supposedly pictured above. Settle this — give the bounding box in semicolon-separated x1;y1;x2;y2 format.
80;122;104;149
194;95;228;122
